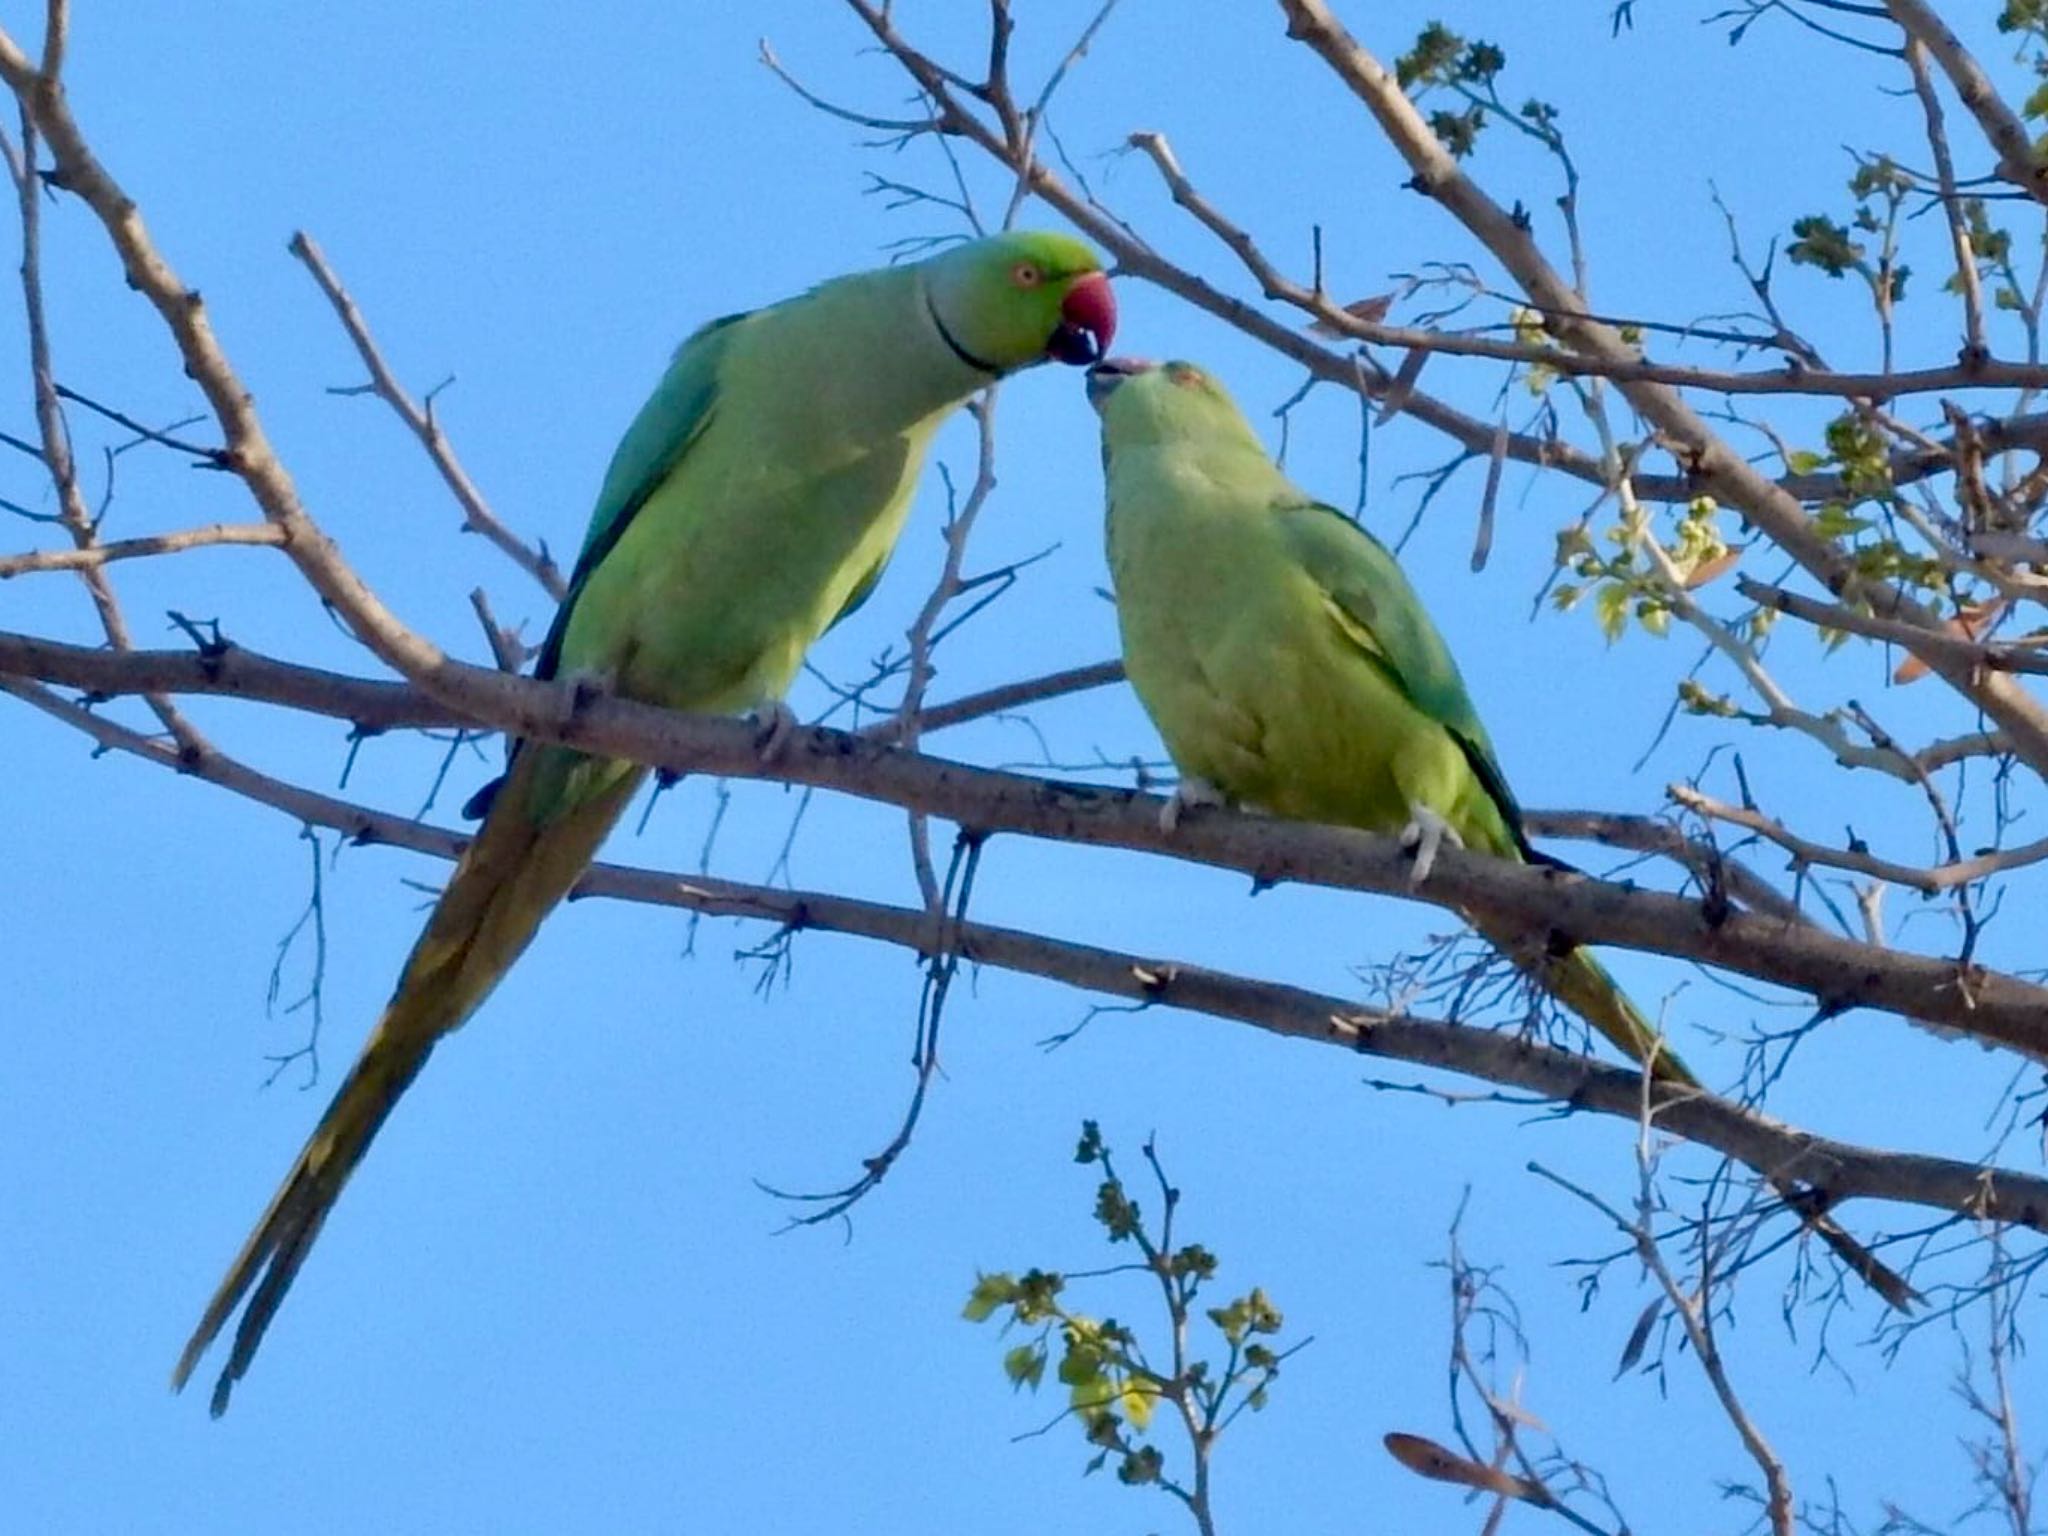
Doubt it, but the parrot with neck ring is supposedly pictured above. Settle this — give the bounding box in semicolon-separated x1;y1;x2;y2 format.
174;232;1116;1414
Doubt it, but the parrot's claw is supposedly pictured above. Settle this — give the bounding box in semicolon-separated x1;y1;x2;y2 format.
1399;805;1463;887
1161;776;1226;834
750;700;799;763
557;668;612;722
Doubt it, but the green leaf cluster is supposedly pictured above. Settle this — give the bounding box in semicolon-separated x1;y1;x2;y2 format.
1551;498;1732;644
963;1125;1299;1510
1787;158;1912;304
1394;24;1559;164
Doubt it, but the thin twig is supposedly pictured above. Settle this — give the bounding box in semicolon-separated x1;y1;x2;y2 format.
0;521;283;578
288;231;565;599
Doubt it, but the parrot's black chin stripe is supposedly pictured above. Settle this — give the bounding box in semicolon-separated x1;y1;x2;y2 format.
926;293;1004;376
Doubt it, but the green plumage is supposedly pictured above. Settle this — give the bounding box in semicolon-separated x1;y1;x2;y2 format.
1097;363;1671;1069
1099;363;1539;876
176;231;1112;1412
1094;358;1914;1311
1107;422;1526;864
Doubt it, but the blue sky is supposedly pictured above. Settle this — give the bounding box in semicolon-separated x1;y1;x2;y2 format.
3;3;2034;1532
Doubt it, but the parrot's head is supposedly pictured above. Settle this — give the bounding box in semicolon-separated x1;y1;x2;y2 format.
925;231;1116;372
1087;358;1267;458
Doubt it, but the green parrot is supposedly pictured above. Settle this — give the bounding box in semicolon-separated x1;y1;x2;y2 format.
1089;357;1913;1310
173;231;1116;1414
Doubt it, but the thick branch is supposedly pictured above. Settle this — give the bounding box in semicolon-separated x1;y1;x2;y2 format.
0;34;472;696
838;0;2048;516
1130;127;2048;400
7;630;2047;1057
1883;0;2048;206
1274;0;2048;780
1739;574;2048;678
10;670;2048;1238
0;634;1812;924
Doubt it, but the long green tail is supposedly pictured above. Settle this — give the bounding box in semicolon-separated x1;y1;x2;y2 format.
172;746;646;1414
1485;924;1917;1312
1541;943;1697;1086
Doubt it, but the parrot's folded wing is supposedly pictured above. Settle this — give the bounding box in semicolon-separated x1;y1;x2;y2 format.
1272;497;1534;858
533;311;749;683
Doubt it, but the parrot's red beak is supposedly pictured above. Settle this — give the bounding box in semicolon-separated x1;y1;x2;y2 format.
1046;270;1116;365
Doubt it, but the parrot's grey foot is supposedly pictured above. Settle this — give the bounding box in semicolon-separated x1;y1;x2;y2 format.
1161;776;1226;834
750;700;799;763
1399;805;1463;887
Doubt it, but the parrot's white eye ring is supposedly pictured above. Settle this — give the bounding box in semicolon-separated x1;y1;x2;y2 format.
1011;261;1043;288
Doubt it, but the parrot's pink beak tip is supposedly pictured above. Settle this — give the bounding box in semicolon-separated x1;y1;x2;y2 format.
1047;270;1116;366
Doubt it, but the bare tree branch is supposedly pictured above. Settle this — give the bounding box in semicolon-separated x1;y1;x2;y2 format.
1671;782;2048;895
6;627;2047;1057
2;103;204;758
0;521;284;578
1272;0;2048;778
288;231;566;600
1524;808;1814;927
862;657;1124;743
1740;573;2048;677
0;31;471;695
8;669;2048;1244
1129;123;2048;400
1883;0;2048;206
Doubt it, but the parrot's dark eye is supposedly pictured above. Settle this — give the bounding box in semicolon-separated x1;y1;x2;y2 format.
1165;363;1204;389
1011;261;1043;288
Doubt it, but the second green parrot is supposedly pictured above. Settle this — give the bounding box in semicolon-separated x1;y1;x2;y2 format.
1089;357;1911;1310
174;231;1116;1413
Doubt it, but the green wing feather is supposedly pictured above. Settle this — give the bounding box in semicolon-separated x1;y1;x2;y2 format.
460;312;748;822
1097;364;1917;1311
176;236;1099;1407
1270;497;1536;858
179;234;1119;1408
536;310;747;683
824;550;890;633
